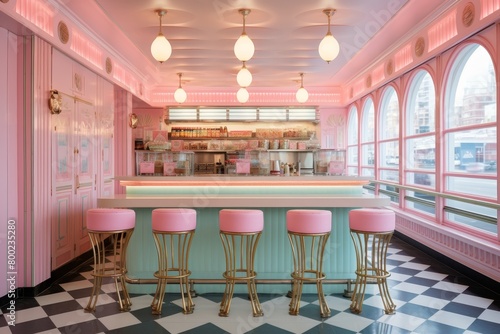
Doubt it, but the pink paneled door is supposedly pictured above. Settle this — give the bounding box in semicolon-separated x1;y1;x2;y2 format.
51;97;96;269
51;94;75;269
74;101;95;255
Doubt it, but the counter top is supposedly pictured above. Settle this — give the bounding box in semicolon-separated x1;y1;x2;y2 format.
115;175;373;187
98;193;389;208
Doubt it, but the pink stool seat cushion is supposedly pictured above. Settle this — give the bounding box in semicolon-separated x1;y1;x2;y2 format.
152;208;197;232
219;209;264;233
349;208;395;232
287;210;332;234
86;208;135;231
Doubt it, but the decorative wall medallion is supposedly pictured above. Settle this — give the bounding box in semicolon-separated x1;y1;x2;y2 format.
415;37;425;57
105;57;113;74
49;90;62;114
386;59;394;76
57;21;69;44
462;2;475;28
365;75;372;88
74;72;83;92
326;114;345;127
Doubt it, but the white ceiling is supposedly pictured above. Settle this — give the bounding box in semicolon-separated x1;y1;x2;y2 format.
85;0;415;90
45;0;454;105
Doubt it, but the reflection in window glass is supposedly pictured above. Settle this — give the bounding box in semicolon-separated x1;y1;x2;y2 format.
380;169;399;183
361;168;375;177
406;71;435;135
446;176;497;199
406;136;436;170
445;45;496;128
445;199;497;234
347;107;358;145
380;141;399;167
347;166;358;176
380;87;399;139
445;128;497;172
347;146;358;165
347;107;359;176
444;43;497;210
405;192;435;216
407;172;435;188
361;144;374;165
361;98;374;143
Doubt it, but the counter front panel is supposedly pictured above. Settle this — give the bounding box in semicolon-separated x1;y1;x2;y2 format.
98;176;390;294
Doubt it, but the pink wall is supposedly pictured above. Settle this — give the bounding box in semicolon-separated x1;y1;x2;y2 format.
0;28;24;297
114;87;134;194
320;108;348;149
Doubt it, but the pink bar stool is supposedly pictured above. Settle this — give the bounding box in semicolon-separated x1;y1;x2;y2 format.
219;209;264;317
151;208;196;315
349;208;396;315
85;208;135;313
287;209;332;318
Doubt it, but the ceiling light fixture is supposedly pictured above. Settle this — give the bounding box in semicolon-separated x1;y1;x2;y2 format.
296;73;309;103
318;9;340;63
151;9;172;63
236;62;252;87
234;9;254;62
174;73;187;104
237;87;249;103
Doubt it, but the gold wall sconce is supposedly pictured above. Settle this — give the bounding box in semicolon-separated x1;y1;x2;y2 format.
129;113;138;128
49;90;62;114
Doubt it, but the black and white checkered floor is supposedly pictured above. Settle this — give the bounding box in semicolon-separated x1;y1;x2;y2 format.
1;236;499;334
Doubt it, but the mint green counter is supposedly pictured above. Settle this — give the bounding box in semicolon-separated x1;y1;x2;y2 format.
98;176;390;294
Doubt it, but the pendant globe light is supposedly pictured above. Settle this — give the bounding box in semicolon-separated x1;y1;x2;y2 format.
151;10;172;63
237;87;249;103
234;9;254;62
318;9;340;63
174;73;187;104
296;73;309;103
236;62;252;87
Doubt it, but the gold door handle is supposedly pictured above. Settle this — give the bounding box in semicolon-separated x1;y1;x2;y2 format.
75;175;80;194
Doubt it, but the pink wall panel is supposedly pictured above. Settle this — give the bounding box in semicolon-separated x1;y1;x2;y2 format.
114;87;133;194
0;28;9;298
319;108;348;149
32;37;52;286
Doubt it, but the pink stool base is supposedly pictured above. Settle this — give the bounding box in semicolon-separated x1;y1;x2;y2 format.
287;210;332;234
86;208;135;231
349;208;395;232
152;208;197;232
219;209;264;233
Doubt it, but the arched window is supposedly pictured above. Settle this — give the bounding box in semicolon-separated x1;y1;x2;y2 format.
346;106;358;175
360;98;375;176
378;86;400;194
404;70;436;215
443;44;497;234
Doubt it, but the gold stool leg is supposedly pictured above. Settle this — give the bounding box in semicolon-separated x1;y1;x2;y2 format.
219;232;263;317
85;232;102;313
350;231;396;314
375;233;396;314
288;233;331;318
85;230;133;313
152;232;195;315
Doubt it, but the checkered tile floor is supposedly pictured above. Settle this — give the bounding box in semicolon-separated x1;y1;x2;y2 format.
1;236;499;333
